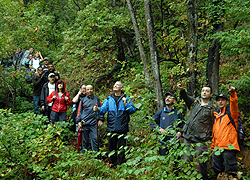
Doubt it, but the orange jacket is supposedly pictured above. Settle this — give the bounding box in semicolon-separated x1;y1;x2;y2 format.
211;92;240;151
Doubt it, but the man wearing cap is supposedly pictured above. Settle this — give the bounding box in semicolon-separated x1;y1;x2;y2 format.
150;91;185;155
177;82;216;180
211;84;239;178
40;73;56;121
42;57;50;72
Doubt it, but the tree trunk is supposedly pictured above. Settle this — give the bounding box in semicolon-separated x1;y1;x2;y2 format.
126;0;152;88
186;0;198;97
207;39;220;95
144;0;164;110
207;0;224;95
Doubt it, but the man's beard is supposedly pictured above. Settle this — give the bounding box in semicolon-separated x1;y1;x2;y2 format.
166;102;174;107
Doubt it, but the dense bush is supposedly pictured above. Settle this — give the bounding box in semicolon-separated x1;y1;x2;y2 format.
0;109;116;179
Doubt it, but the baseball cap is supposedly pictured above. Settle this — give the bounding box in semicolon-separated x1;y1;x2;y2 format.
165;91;177;100
48;73;55;77
44;57;49;61
216;94;228;101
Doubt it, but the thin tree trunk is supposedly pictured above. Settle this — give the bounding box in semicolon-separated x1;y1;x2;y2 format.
207;39;220;95
186;0;198;97
126;0;152;88
207;0;224;95
144;0;164;110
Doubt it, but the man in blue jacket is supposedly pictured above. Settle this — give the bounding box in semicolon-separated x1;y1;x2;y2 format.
93;81;136;168
151;91;185;155
76;85;104;152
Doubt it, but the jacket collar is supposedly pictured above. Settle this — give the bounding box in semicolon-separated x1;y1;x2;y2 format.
163;106;174;112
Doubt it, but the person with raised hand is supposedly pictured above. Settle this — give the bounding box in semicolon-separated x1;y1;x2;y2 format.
177;82;216;180
211;84;240;179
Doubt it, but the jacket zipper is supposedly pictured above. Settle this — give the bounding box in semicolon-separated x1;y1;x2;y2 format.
58;93;60;112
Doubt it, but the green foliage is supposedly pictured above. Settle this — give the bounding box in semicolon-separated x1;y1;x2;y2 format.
0;109;116;179
204;0;250;58
15;96;33;113
1;0;250;179
0;66;33;111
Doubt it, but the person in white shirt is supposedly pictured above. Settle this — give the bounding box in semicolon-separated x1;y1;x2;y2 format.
40;73;56;122
29;51;44;71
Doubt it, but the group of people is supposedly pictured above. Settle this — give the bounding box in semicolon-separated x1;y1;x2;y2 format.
4;47;43;71
31;67;241;178
71;82;136;168
32;75;137;168
151;83;240;179
6;47;241;178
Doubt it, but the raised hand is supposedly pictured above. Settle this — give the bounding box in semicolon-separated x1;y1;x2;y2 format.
177;82;184;91
228;84;235;94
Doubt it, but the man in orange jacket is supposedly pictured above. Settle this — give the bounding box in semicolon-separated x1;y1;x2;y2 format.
211;84;239;178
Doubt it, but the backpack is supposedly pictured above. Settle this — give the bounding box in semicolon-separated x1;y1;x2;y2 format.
227;111;245;147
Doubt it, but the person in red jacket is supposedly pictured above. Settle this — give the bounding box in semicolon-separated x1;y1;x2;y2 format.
46;79;71;125
211;84;239;178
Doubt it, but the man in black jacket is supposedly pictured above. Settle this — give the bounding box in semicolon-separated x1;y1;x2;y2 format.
177;82;216;180
40;73;56;121
32;66;47;115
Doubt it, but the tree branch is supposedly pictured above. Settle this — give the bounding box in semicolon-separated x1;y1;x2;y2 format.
72;0;81;11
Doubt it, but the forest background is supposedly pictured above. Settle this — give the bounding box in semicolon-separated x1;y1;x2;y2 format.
0;0;250;179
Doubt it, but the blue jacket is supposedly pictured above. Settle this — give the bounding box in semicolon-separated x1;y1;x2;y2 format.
76;95;104;125
98;93;136;133
151;107;185;141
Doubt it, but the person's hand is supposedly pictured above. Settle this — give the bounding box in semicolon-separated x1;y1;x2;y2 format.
176;132;182;139
98;120;103;127
93;104;99;112
228;83;236;94
52;95;56;100
65;96;69;101
159;128;167;134
42;106;45;111
122;97;127;106
78;122;82;128
177;82;184;91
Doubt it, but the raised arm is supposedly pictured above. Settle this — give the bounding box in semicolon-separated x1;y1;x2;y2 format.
229;84;238;125
177;82;196;109
72;90;82;103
